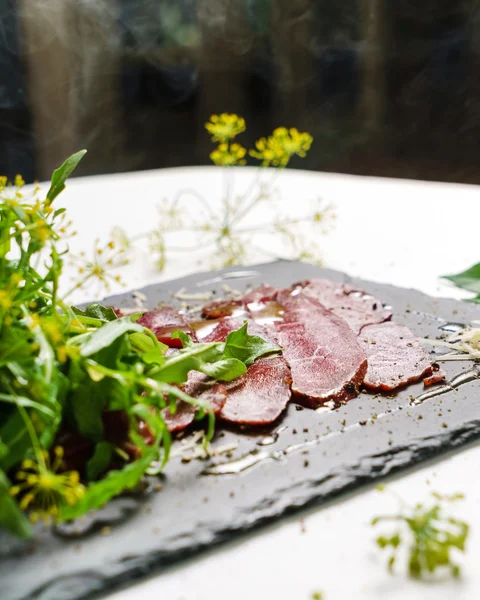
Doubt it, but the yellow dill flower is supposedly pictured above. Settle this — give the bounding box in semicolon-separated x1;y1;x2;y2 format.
210;143;247;166
0;274;23;311
0;290;13;312
250;127;313;167
67;237;128;296
31;219;54;245
0;175;7;190
14;174;25;188
10;446;85;523
205;113;246;143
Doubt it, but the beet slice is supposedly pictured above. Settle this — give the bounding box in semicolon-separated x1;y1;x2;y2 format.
271;289;367;406
297;279;392;334
138;306;197;348
359;322;434;392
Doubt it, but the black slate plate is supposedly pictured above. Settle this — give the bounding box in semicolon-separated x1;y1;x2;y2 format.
2;260;480;600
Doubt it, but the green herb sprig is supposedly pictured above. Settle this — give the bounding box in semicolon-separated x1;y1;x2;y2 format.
372;487;469;579
0;153;280;537
443;263;480;303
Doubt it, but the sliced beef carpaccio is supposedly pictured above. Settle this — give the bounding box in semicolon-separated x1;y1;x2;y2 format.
296;279;392;334
271;289;368;406
359;322;438;392
163;371;227;433
138;306;198;348
202;317;292;425
201;285;278;319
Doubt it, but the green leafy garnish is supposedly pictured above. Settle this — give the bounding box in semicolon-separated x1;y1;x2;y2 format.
60;443;159;520
86;442;114;481
46;149;87;202
0;470;32;539
224;321;281;366
443;263;480;303
372;489;469;579
0;152;277;538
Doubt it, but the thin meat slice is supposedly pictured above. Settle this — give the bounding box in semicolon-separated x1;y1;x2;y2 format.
201;285;278;319
272;290;368;406
163;371;227;433
297;279;392;334
201;299;243;319
201;315;269;343
202;316;292;425
138;306;198;348
219;356;291;425
359;322;435;391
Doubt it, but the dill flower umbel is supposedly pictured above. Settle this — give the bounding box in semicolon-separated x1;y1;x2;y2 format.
250;127;313;167
205;113;246;142
210;143;247;166
67;237;128;297
9;446;85;523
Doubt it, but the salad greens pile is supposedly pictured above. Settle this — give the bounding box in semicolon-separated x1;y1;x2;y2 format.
0;152;279;538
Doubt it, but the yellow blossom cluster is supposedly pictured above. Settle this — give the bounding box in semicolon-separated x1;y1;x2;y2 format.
250;127;313;167
205;114;313;169
9;446;85;523
210;143;247;166
205;113;246;143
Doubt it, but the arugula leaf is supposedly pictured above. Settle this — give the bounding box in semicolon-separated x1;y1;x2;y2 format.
46;149;87;202
224;321;281;365
70;382;106;441
59;443;158;521
0;469;32;539
0;410;31;472
0;393;55;419
198;358;246;380
84;303;118;322
76;319;143;357
172;330;194;347
443;263;480;294
154;341;246;384
86;442;114;481
129;331;167;364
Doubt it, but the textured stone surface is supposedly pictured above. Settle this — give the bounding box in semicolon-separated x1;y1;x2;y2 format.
2;261;480;600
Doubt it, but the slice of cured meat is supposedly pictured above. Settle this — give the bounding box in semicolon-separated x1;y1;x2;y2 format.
163;371;227;433
218;355;291;425
359;322;435;391
201;285;278;319
272;290;367;406
202;316;292;425
296;279;392;334
201;298;243;319
138;306;198;348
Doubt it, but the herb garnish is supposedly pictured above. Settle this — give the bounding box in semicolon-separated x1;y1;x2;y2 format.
373;486;469;579
0;153;280;537
443;263;480;303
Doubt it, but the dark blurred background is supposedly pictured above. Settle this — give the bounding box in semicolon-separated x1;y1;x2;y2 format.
1;0;479;183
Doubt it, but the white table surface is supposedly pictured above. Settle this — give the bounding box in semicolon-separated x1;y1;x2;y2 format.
46;166;480;600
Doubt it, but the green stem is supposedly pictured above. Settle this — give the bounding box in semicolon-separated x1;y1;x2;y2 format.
17;404;47;471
